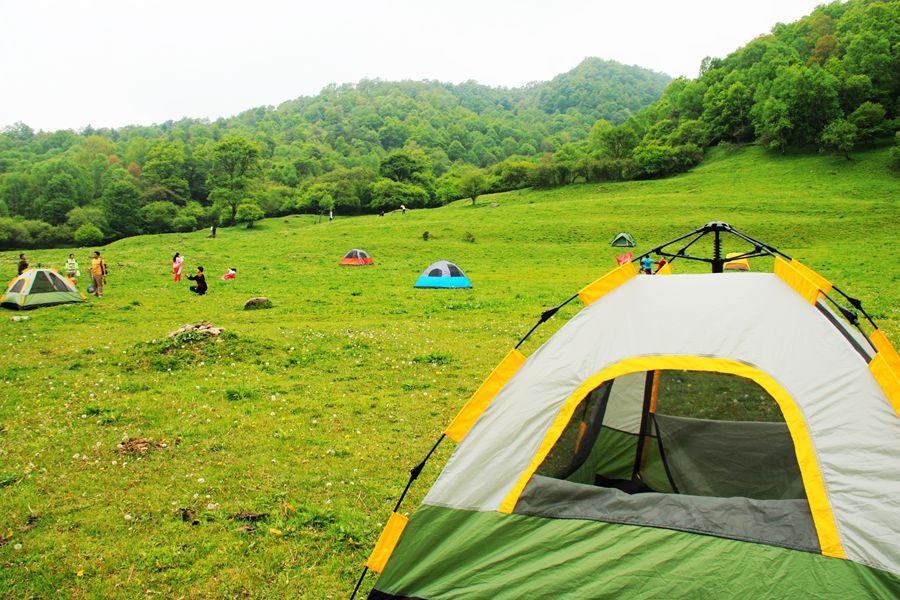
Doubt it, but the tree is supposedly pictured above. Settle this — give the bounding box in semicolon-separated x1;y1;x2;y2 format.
142;141;190;203
458;170;488;205
31;160;93;217
379;149;430;183
819;119;858;159
703;81;754;143
847;102;886;145
235;203;265;228
38;174;79;225
102;179;143;238
208;137;261;224
589;120;639;159
74;224;104;246
369;179;428;210
0;173;33;216
66;206;108;233
754;65;840;149
140;201;178;234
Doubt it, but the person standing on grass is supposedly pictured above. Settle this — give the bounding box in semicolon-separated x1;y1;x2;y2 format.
187;266;207;295
329;209;333;222
17;253;28;275
640;255;654;275
90;251;106;297
173;252;184;282
65;253;80;284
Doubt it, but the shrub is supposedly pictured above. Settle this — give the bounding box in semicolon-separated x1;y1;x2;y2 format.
74;224;104;246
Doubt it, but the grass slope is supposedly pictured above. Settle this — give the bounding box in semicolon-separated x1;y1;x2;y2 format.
0;146;897;597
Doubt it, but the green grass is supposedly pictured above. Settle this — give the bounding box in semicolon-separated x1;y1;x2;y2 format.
0;145;897;597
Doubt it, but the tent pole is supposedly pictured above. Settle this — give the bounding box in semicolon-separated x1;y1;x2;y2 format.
350;434;446;598
631;371;656;481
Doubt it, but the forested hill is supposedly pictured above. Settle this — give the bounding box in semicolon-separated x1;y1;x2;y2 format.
0;58;669;249
600;0;899;178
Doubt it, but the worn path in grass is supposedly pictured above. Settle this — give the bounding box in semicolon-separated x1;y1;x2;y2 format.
0;146;897;597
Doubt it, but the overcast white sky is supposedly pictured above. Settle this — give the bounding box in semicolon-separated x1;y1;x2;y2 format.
1;0;828;132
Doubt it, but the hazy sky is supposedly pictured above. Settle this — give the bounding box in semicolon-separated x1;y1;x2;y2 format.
1;0;827;131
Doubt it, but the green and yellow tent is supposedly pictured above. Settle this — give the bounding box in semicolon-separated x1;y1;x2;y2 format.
356;223;900;599
1;268;85;310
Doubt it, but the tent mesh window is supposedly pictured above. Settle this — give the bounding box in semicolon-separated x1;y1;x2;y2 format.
428;268;443;277
524;370;818;552
48;272;71;292
29;272;57;294
9;279;25;293
447;264;463;277
536;370;804;499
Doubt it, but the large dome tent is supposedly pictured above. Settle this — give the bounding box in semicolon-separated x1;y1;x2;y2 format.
1;268;85;310
353;222;900;598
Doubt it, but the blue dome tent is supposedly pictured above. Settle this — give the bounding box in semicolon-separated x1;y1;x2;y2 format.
414;260;472;289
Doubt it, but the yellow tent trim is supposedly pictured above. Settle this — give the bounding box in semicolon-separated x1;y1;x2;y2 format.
656;262;673;275
870;354;900;417
578;262;637;306
497;355;845;560
868;330;899;416
445;349;526;443
366;512;409;573
774;257;821;304
0;275;16;304
724;253;750;271
791;259;833;294
870;330;900;370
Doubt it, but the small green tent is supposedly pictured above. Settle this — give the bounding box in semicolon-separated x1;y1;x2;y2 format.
1;269;85;310
611;232;636;247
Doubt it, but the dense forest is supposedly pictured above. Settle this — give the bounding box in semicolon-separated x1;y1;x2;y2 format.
0;0;897;250
0;59;669;249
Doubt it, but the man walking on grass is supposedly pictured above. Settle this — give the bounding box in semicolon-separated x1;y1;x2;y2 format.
90;251;106;297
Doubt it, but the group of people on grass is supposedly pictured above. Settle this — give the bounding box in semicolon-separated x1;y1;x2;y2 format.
17;251;108;297
172;252;235;296
12;247;234;301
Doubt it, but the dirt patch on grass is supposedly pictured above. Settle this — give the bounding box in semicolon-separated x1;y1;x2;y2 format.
118;437;180;455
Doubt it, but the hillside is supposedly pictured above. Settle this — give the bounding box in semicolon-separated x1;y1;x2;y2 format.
1;146;897;596
0;58;670;248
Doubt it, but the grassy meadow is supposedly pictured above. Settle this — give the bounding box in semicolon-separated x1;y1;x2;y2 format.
0;145;898;598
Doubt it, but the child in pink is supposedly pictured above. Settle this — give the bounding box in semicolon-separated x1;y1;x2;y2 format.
221;267;236;281
173;253;184;282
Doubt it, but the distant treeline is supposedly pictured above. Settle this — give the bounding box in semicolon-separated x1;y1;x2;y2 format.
0;0;898;250
0;59;669;249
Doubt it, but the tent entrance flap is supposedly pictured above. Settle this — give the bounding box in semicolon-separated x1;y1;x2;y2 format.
501;357;844;559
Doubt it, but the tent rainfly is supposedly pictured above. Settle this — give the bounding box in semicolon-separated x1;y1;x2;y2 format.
1;268;85;310
341;249;374;266
611;232;636;247
356;223;900;599
414;261;472;289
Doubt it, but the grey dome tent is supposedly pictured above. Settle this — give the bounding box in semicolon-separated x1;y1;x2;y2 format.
353;222;900;599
